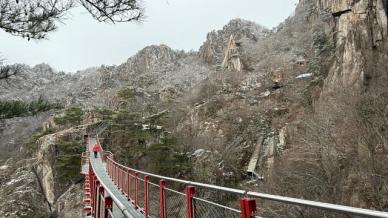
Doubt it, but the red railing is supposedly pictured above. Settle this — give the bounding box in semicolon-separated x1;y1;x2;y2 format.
105;157;251;218
86;160;115;218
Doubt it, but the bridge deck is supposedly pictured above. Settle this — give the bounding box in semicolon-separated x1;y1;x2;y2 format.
88;137;143;218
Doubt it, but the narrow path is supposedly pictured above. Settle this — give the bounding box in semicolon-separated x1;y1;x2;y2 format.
88;137;143;218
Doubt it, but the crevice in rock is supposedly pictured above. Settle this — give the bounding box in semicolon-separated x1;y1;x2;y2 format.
332;9;352;17
31;165;53;214
383;0;388;18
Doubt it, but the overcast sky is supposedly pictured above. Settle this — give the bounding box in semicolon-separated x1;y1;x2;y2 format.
0;0;298;72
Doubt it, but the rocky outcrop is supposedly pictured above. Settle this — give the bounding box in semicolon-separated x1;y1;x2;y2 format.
221;35;242;72
35;126;85;206
125;44;180;74
56;184;82;218
0;111;53;162
199;19;269;65
0;124;85;217
35;134;56;207
303;0;388;89
0;159;50;217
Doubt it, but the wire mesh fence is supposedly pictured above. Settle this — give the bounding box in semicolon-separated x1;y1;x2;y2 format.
256;199;367;218
192;196;241;218
129;173;135;201
137;177;145;209
149;182;160;218
165;188;186;217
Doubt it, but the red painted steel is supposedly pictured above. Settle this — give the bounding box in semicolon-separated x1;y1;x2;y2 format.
117;164;120;188
127;170;131;200
185;186;196;218
93;179;100;216
159;180;167;218
122;168;125;192
97;186;104;218
240;198;257;218
144;175;150;217
104;196;113;218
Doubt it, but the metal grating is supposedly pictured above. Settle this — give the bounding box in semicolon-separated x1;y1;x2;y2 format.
165;188;186;218
192;196;241;218
137;177;145;209
149;182;160;218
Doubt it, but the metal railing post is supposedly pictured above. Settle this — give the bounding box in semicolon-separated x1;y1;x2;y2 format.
114;164;117;185
135;172;139;208
185;186;196;218
113;163;116;184
122;168;126;193
159;180;167;218
127;170;131;200
144;175;150;217
90;174;95;216
104;196;113;218
118;166;121;190
240;198;256;218
93;179;100;217
97;186;104;218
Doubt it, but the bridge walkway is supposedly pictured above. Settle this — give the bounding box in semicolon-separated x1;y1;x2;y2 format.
88;137;143;218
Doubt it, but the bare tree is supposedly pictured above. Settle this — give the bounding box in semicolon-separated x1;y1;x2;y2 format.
0;0;144;40
0;64;22;79
0;57;23;80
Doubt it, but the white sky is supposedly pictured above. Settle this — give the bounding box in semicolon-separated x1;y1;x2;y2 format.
0;0;298;72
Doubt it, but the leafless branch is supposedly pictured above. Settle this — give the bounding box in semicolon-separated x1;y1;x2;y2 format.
0;64;23;79
0;0;144;40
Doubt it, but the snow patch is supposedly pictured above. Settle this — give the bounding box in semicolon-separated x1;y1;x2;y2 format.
192;149;211;158
296;73;313;79
260;90;271;97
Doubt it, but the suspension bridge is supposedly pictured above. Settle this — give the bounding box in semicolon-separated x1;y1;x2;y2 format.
80;131;388;218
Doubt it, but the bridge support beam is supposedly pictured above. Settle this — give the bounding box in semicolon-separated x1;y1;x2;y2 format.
185;186;196;218
240;198;257;218
159;180;167;218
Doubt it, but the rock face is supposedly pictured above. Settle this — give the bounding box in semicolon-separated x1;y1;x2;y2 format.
199;18;269;65
0;159;50;217
56;184;82;218
308;0;388;89
35;134;57;206
0;122;87;217
221;35;242;72
0;111;53;162
34;126;85;208
125;44;179;74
